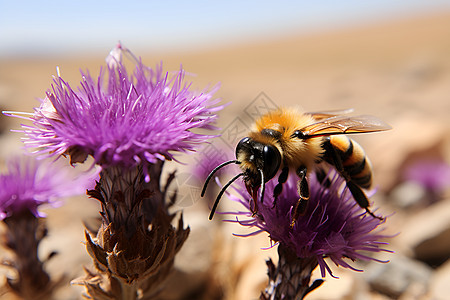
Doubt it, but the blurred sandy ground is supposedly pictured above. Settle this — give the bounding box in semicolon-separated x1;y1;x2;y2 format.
1;11;450;300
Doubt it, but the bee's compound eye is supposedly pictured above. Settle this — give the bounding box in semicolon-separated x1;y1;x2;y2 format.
263;145;281;181
236;137;251;158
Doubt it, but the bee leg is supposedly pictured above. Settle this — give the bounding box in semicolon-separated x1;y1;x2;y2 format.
272;167;289;209
291;166;309;227
322;138;383;220
347;181;383;220
296;165;310;202
251;187;259;216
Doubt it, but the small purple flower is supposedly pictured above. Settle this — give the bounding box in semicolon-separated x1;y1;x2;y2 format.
192;145;237;183
225;170;390;277
403;159;450;193
12;45;222;178
0;156;98;220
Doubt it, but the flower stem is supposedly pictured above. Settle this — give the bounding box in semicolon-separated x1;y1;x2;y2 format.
2;210;52;300
117;279;138;300
261;243;323;300
78;162;189;299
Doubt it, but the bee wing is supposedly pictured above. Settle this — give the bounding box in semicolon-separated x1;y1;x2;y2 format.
306;108;354;120
300;115;392;137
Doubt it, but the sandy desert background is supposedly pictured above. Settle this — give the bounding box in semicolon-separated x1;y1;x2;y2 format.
1;8;450;300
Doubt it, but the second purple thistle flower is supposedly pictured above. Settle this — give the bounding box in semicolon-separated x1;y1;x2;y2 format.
225;170;391;277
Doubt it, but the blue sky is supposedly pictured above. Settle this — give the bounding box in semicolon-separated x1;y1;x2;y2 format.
1;1;450;57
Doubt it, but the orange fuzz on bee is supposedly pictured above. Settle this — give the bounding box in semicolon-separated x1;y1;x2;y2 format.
201;108;391;224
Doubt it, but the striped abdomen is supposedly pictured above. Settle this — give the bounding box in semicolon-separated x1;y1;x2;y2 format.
324;135;373;189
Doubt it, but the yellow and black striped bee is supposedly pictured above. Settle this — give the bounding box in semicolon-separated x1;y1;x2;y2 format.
202;108;391;224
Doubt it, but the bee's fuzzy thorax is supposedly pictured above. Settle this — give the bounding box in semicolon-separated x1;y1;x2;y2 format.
251;107;324;171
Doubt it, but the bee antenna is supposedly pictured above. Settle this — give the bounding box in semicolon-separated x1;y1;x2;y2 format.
209;172;244;220
259;168;265;204
201;160;241;197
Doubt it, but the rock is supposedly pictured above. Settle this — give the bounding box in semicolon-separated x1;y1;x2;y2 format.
364;254;432;299
368;116;449;192
174;210;215;274
396;198;450;267
429;259;450;300
307;269;355;300
390;180;427;209
415;227;450;267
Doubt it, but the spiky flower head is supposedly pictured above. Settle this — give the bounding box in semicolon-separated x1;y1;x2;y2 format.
226;170;390;277
0;156;98;220
12;44;222;178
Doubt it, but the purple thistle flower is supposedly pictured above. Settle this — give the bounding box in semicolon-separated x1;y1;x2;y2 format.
3;44;224;298
225;170;390;278
5;45;224;298
11;45;222;179
403;159;450;194
0;156;98;220
0;155;98;299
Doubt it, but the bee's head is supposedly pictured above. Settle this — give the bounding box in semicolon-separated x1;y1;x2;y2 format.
235;137;281;187
202;136;282;221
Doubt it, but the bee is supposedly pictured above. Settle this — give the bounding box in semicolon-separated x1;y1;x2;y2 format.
201;108;391;224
